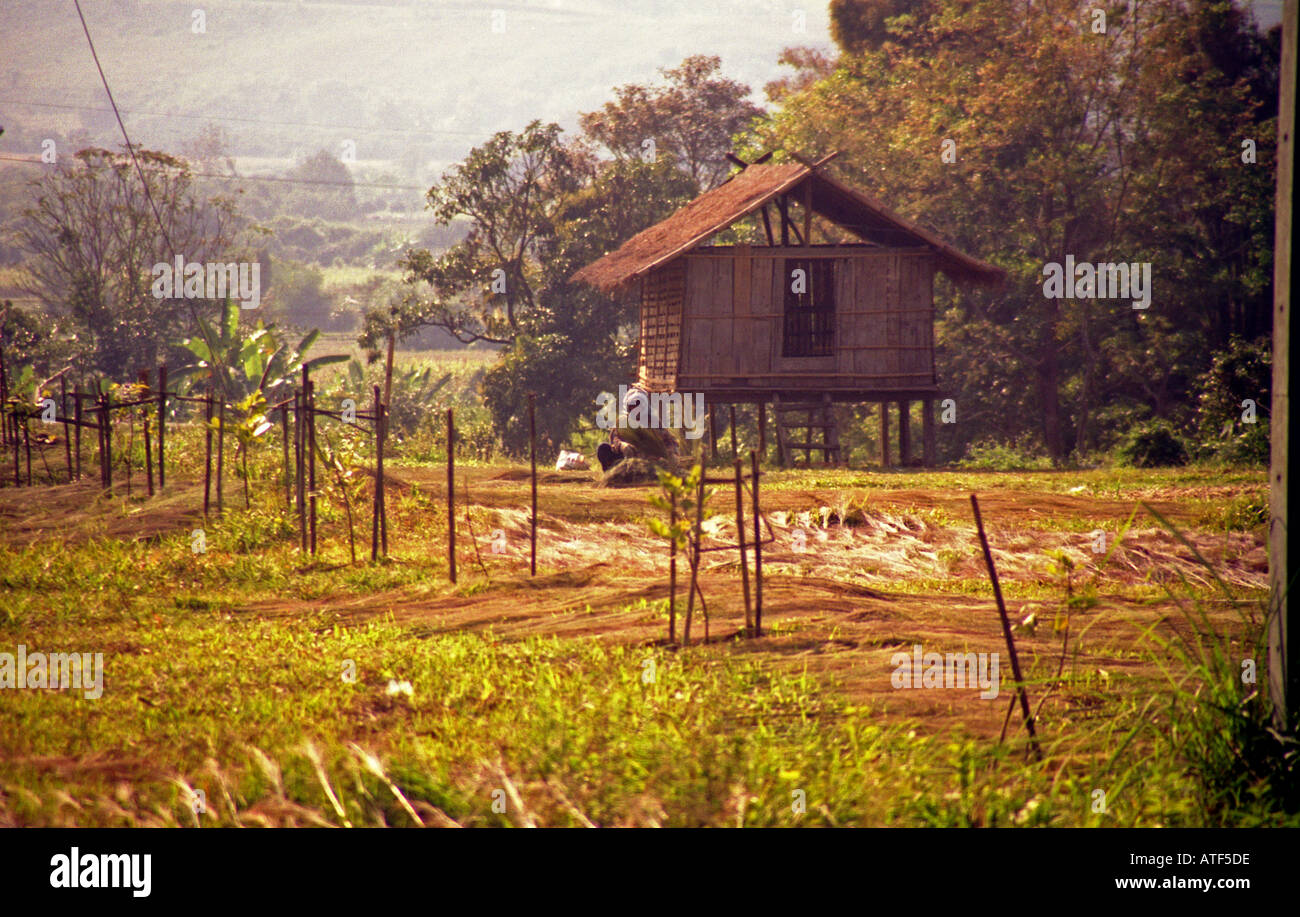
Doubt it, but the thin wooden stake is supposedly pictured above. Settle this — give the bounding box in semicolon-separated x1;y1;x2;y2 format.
529;393;537;576
143;414;154;497
157;365;167;489
281;402;291;508
60;376;71;482
669;490;677;644
295;390;306;552
733;457;752;633
101;390;111;490
970;493;1041;760
751;450;762;636
216;395;225;516
371;391;381;562
22;414;31;486
373;384;386;559
447;408;456;584
203;391;213;519
73;385;82;480
682;467;705;645
307;379;317;554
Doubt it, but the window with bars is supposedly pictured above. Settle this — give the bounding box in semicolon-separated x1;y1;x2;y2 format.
782;258;835;357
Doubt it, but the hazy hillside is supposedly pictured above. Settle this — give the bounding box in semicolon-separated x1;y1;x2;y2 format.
0;0;832;175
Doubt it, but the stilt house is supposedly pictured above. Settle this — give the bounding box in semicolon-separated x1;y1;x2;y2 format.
571;154;1004;466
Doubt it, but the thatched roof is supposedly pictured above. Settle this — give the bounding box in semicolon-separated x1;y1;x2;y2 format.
571;160;1005;292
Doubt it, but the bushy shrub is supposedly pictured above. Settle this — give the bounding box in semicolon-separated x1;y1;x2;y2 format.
959;436;1054;471
1193;337;1271;464
1116;420;1188;467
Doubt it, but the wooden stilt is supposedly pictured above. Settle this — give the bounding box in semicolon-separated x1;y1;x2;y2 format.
922;397;936;466
879;401;890;468
757;401;766;460
729;404;738;459
898;399;911;466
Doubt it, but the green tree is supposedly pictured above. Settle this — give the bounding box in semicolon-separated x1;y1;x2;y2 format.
579;55;764;191
755;0;1277;461
15;147;245;378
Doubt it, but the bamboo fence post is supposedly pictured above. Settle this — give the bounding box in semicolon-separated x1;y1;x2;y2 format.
734;456;752;634
216;394;226;516
101;390;111;490
371;388;381;562
10;412;19;486
970;494;1041;759
125;400;133;498
307;379;317;555
380;398;388;556
751;450;762;636
683;467;705;645
203;390;213;519
73;385;82;480
295;390;305;551
157;365;167;489
669;489;677;643
143;413;154;497
447;407;456;584
529;393;537;576
279;398;289;507
60;376;71;482
281;402;291;508
22;413;31;486
372;384;386;560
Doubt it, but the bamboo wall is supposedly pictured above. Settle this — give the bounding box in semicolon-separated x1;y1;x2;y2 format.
665;246;936;394
637;260;685;391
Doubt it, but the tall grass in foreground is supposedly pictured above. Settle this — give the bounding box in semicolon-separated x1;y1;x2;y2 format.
1119;504;1299;826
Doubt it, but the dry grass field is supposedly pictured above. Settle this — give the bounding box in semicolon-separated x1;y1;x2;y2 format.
0;432;1274;826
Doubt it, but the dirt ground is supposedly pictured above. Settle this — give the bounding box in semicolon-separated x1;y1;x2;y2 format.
0;462;1267;743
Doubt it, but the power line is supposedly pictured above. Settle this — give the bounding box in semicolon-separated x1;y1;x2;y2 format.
71;0;232;392
0;154;429;192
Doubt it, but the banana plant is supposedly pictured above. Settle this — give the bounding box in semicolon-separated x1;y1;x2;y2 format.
174;297;348;405
226;389;274;508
